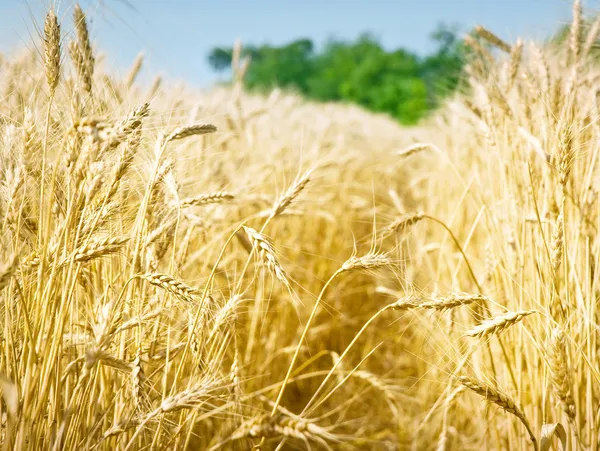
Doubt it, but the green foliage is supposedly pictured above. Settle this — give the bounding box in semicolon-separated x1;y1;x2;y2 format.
208;24;466;124
244;39;315;92
208;48;233;72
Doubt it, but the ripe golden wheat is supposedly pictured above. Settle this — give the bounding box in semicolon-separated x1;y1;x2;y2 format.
0;1;598;449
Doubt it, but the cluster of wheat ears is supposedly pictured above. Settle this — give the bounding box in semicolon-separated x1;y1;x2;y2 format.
0;1;599;449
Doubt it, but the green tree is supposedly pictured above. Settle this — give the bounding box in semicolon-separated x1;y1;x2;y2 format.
207;47;233;72
243;39;315;92
207;26;466;124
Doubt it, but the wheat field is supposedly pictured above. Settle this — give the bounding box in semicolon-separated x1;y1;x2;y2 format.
0;1;598;450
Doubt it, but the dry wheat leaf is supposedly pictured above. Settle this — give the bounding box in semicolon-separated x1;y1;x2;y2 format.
0;373;18;417
540;423;567;451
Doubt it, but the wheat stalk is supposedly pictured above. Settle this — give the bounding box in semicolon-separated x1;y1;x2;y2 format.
437;385;465;451
548;327;576;424
105;103;150;149
180;192;234;208
65;236;128;264
550;212;564;276
383;212;424;237
131;351;145;409
231;412;339;445
397;143;439;158
583;16;600;58
72;4;94;94
270;168;312;219
465;310;537;338
392;293;488;311
474;26;511;53
340;252;392;273
126;53;144;88
112;308;164;335
243;226;291;289
140;379;219;423
463;34;494;64
44;10;61;94
165;124;217;143
556;121;575;189
459;376;537;448
507;38;523;89
138;273;201;303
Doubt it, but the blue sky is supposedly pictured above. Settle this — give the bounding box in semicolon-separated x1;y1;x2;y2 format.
0;0;585;87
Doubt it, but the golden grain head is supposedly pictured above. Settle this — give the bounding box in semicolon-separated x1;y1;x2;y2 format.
44;9;61;93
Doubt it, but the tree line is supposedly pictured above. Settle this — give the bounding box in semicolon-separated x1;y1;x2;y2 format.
207;21;593;125
208;25;466;124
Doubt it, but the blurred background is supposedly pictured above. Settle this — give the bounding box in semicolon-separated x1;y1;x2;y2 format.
0;0;581;124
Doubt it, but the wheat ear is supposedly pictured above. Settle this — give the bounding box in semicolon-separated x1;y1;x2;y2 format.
548;328;576;424
270;168;312;219
383;212;424;237
243;226;291;289
180;192;234;208
459;376;537;449
392;293;488;311
474;26;511;53
465;310;537;338
44;9;61;94
138;273;201;303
